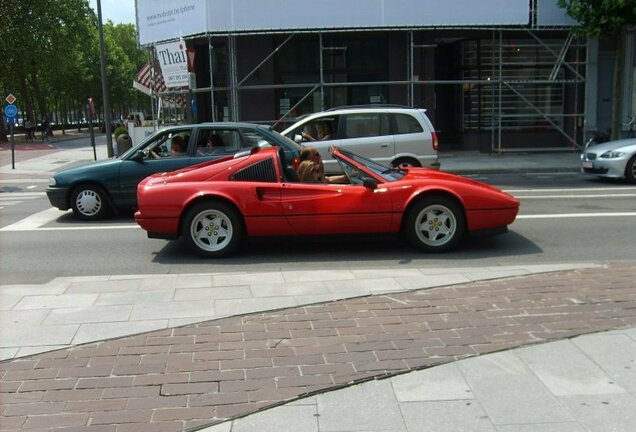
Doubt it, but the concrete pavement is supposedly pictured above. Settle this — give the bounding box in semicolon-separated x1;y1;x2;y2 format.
3;135;636;431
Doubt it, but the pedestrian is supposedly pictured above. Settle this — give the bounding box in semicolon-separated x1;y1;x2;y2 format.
24;119;33;142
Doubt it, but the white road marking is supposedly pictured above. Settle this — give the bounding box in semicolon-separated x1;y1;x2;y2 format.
504;186;636;193
0;179;49;184
0;208;70;231
517;212;636;219
517;194;636;199
0;192;46;197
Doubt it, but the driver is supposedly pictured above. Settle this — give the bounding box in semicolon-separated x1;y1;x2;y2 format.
298;147;348;184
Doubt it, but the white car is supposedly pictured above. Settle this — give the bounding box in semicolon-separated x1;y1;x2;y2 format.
581;138;636;183
282;106;439;173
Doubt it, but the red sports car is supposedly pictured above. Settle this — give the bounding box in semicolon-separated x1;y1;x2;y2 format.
135;146;519;257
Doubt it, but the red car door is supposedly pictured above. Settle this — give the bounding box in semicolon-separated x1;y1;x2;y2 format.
281;182;393;235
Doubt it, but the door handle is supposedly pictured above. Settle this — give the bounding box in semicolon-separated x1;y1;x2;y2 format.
380;144;389;148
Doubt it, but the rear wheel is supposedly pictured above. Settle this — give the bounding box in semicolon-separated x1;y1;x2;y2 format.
404;196;465;252
625;155;636;184
71;184;111;220
183;201;242;257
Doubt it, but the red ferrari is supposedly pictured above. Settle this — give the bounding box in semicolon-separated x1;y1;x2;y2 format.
135;146;519;257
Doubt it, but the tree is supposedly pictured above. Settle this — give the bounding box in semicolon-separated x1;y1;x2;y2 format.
558;0;636;140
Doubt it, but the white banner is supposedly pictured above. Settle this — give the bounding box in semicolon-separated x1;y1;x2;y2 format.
137;0;573;45
155;41;188;88
137;0;207;46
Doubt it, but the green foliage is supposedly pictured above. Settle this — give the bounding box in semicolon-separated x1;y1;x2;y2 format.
0;0;148;132
557;0;636;35
113;126;129;140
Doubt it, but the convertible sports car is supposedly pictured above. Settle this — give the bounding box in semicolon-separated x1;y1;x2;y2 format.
135;146;519;256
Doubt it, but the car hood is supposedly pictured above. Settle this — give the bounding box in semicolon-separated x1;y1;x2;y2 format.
403;167;502;191
52;158;122;180
586;138;636;154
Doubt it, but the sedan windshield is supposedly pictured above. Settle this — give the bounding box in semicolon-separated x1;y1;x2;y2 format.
337;148;406;182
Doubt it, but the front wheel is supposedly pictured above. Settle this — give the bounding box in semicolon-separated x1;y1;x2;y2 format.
183;201;242;257
625;155;636;184
404;196;465;252
71;184;111;220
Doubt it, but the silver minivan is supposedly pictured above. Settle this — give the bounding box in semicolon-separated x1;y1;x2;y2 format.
281;106;439;173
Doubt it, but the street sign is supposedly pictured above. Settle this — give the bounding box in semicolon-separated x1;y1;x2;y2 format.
4;104;18;118
5;94;16;105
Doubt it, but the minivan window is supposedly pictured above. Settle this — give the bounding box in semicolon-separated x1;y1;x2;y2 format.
394;114;423;135
342;113;390;139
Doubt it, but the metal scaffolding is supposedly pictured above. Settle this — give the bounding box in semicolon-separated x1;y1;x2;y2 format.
151;26;587;152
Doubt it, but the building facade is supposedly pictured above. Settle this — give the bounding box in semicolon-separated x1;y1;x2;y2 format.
136;0;636;152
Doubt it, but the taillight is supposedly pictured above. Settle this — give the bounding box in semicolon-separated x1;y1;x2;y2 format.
432;131;439;152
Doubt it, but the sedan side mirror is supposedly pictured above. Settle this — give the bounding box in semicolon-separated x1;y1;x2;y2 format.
362;178;378;190
131;150;145;162
294;134;303;143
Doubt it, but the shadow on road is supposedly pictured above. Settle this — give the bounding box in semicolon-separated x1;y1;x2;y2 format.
148;230;541;267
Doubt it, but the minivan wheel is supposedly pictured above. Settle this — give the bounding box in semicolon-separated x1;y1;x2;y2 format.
404;196;465;252
392;157;421;168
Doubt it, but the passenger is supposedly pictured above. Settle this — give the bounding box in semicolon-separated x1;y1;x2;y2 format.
207;134;224;148
299;146;348;184
170;136;188;156
297;160;322;183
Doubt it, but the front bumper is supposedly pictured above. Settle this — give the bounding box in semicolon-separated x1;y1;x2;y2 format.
45;187;70;210
580;155;628;179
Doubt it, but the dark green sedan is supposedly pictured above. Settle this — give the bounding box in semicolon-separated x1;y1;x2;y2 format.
46;123;301;220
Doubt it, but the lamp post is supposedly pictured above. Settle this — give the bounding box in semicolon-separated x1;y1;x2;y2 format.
96;0;113;157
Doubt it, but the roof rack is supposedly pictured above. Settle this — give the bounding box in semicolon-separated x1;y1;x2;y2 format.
325;104;414;112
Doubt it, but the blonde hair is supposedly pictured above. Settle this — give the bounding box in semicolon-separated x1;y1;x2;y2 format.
297;160;319;183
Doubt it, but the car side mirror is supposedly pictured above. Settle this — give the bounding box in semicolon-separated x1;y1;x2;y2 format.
362;178;378;190
294;134;302;143
131;150;145;162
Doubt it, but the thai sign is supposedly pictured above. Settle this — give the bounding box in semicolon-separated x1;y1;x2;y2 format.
155;41;188;88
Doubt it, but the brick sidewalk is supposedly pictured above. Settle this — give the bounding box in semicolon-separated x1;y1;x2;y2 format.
1;263;635;431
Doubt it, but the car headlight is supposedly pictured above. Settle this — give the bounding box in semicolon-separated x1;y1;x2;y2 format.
600;151;625;159
48;177;57;186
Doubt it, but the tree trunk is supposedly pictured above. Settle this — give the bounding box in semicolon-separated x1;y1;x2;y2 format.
611;28;625;141
30;73;48;122
20;77;34;123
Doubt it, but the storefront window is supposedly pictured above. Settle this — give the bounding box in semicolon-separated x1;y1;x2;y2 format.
462;38;570;132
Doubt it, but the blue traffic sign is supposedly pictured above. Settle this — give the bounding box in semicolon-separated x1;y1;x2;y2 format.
4;104;17;118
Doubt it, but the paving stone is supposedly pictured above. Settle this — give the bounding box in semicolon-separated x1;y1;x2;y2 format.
1;264;636;432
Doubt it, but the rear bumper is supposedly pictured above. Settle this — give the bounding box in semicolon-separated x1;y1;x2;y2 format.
135;211;180;240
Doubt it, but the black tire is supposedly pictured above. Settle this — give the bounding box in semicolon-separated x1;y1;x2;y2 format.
71;184;111;220
392;157;421;168
625;155;636;184
404;196;465;252
182;201;242;258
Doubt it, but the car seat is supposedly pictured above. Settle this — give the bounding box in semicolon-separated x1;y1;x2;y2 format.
277;146;299;182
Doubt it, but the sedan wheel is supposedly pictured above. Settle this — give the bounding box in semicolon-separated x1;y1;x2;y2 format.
626;155;636;184
183;202;242;257
71;185;110;220
405;196;465;252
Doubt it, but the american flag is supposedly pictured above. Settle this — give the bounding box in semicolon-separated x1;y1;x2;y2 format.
133;62;186;107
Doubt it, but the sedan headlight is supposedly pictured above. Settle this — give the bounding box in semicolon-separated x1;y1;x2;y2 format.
600;151;625;159
48;177;57;186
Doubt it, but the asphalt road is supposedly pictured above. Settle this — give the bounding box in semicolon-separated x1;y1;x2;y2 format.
1;171;635;285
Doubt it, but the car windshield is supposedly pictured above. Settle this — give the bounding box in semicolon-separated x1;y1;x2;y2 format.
337;147;406;182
